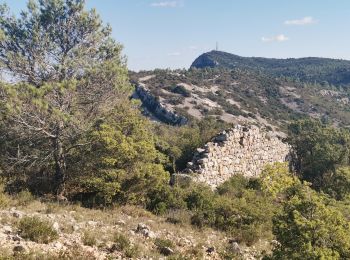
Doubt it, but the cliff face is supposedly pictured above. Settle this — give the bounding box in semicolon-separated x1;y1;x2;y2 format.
184;125;290;188
134;84;188;126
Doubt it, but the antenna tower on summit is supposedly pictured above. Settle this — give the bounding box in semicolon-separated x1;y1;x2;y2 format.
216;42;219;51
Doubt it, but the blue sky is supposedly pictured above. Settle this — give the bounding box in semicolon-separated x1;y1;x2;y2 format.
3;0;350;71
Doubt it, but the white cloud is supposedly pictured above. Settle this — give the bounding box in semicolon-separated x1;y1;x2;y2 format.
151;1;180;8
284;16;317;26
167;52;181;56
262;34;289;43
189;46;198;50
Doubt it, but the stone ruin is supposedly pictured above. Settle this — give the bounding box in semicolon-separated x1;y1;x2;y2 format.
178;125;290;188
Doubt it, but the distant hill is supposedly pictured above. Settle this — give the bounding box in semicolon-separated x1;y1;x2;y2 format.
130;67;350;131
191;51;350;86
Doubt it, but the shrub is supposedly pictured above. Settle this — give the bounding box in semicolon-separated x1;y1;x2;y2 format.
260;163;299;198
216;174;250;198
124;244;141;258
113;233;130;251
82;231;97;246
270;184;350;259
155;238;175;255
18;216;58;244
171;85;191;97
15;190;35;206
146;185;186;215
165;209;191;225
0;185;11;209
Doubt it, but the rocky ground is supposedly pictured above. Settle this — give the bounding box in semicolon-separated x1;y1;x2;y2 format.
0;197;268;259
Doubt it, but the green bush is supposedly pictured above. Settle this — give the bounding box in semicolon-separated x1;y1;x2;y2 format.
171;85;191;97
287;119;350;198
124;244;141;258
155;238;175;255
216;174;250;197
113;233;130;251
270;184;350;259
165;209;191;225
185;185;215;211
146;185;186;215
18;216;58;244
82;231;97;246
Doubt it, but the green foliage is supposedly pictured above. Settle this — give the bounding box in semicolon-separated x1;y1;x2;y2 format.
18;216;59;244
270;184;350;259
153;124;201;173
216;174;251;197
323;166;350;200
113;233;130;251
147;175;277;246
154;116;229;173
0;0;125;87
260;162;299;197
0;0;131;196
124;244;141;258
146;185;187;215
154;238;175;255
288;119;350;198
73;102;168;207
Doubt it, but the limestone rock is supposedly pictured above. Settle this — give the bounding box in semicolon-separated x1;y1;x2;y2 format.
52;222;60;232
2;225;12;234
136;223;156;238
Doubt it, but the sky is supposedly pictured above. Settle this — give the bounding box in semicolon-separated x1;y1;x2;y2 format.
2;0;350;71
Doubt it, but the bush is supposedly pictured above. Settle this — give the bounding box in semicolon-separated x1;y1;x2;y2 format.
113;233;130;251
18;216;58;244
287;119;350;197
185;185;215;211
146;185;186;215
155;238;175;255
0;185;11;209
82;230;97;246
216;174;250;197
260;163;299;198
15;190;35;206
125;244;141;258
270;184;350;259
165;209;191;225
171;85;191;97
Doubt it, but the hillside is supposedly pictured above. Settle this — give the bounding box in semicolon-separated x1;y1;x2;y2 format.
191;51;350;86
130;67;350;131
0;194;264;259
3;1;350;260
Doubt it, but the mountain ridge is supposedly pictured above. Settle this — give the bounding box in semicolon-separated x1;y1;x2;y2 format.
191;51;350;86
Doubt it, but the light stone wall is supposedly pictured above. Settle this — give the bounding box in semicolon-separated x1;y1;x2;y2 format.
185;125;290;188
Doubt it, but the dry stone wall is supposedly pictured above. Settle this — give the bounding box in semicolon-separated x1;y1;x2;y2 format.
184;125;290;188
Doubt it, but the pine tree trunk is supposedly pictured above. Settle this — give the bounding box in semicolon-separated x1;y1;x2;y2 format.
52;125;66;196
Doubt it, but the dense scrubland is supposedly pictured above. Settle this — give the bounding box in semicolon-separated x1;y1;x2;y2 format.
1;1;350;259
